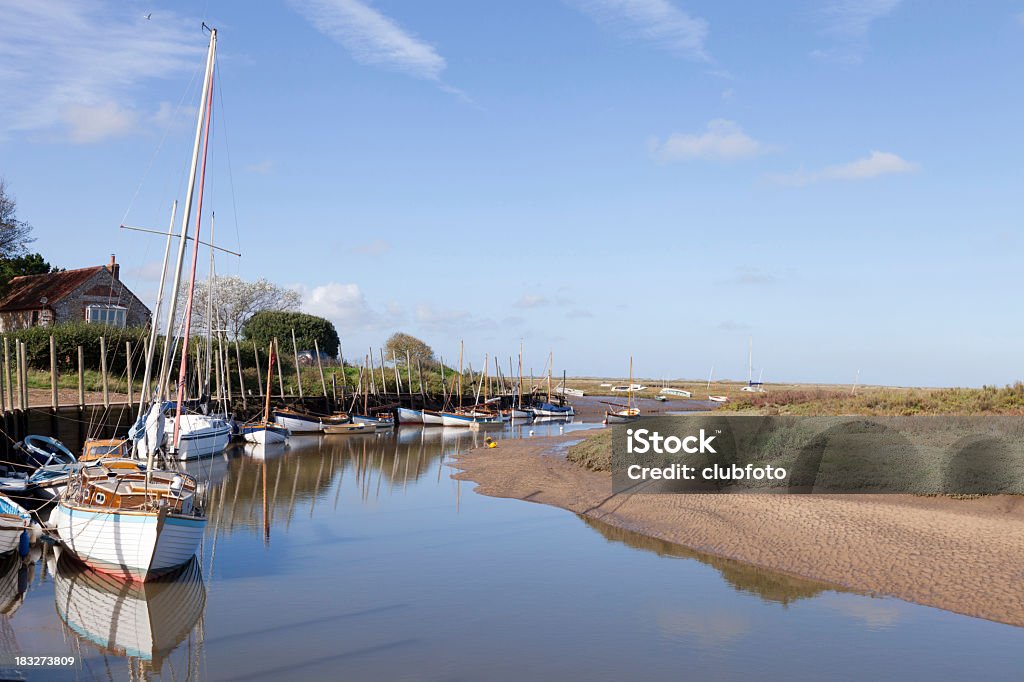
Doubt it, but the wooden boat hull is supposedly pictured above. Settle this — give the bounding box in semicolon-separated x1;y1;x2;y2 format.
242;423;289;444
51;503;205;581
55;554;206;664
396;408;424;424
605;409;640;423
0;495;30;556
323;423;372;435
532;403;575;417
439;412;501;427
273;411;324;433
421;410;444;425
352;414;395;428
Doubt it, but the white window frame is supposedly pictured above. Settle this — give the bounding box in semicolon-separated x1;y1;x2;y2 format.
86;304;127;327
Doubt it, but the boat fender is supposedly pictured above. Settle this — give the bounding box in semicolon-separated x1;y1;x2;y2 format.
170;475;184;494
18;529;29;557
485;437;496;449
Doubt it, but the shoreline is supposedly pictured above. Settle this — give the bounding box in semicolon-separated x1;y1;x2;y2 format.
450;430;1024;627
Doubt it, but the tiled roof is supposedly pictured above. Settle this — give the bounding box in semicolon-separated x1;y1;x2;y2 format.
0;266;105;312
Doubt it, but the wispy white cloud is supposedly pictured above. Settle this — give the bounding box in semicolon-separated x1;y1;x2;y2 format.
572;0;710;61
766;150;918;186
288;0;446;80
812;0;902;63
650;119;770;162
245;160;274;175
0;1;203;142
514;294;549;309
352;239;392;256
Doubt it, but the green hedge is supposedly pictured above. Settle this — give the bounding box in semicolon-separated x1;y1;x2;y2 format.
1;322;150;374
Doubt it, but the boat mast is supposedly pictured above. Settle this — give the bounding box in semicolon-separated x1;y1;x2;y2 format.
518;341;523;409
628;356;633;410
204;214;217;397
138;200;177;418
458;340;463;411
263;342;274;424
547;351;552;404
172;26;218;449
748;336;753;386
155;29;217;408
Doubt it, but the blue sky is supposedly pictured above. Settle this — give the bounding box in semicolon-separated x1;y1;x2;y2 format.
1;0;1022;386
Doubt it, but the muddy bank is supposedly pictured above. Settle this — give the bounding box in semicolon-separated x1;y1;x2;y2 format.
450;431;1024;627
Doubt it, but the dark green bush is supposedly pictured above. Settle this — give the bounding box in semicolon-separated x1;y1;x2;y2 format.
242;311;340;357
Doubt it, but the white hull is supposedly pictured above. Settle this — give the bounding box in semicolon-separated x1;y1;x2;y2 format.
509;408;532;420
660;388;692;397
708;396;729;403
421;411;444;425
167;416;231;460
51;503;205;580
396;408;424;424
532;407;574;417
440;412;501;427
273;413;324;433
243;427;288;444
55;554;206;664
606;409;640;423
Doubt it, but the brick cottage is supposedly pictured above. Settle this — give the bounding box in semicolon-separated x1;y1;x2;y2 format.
0;256;151;332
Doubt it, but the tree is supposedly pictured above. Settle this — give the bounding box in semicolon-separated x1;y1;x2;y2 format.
183;275;301;339
384;332;435;367
0;253;55;297
242;311;340;357
0;179;35;259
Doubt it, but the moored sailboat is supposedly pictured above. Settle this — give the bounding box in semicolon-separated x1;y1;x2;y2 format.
54;26;221;580
605;357;640;423
244;342;290;444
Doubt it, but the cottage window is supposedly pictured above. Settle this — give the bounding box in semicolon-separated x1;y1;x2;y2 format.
86;304;127;327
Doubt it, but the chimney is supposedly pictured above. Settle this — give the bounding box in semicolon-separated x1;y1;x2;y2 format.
107;254;119;280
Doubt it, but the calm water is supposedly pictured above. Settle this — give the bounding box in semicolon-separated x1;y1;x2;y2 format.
4;423;1024;681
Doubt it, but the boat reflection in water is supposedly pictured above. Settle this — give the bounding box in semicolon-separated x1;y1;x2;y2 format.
54;551;206;669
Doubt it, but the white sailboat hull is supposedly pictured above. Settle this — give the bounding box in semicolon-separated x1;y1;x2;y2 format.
51;503;205;581
421;411;444;425
440;412;501;427
166;416;231;460
396;408;424;424
243;428;288;445
273;413;324;433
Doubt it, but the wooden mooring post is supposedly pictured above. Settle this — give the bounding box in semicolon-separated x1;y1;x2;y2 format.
291;329;303;399
252;340;263;398
125;341;133;407
50;335;58;409
77;345;85;407
314;340;327;399
234;339;247;409
99;336;109;408
274;338;285;399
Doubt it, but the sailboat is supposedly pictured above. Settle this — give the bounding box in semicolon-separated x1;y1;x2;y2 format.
739;337;766;393
243;342;289;444
52;27;221;580
707;366;729;403
605;357;641;423
532;353;574;417
439;350;501;427
0;494;31;557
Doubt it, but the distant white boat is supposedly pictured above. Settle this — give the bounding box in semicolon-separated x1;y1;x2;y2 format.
708;395;729;403
599;383;612;387
660;387;692;398
554;386;585;397
421;410;444;426
606;407;640;423
611;384;646;392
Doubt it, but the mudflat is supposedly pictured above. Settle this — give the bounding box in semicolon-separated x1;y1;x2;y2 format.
451;430;1024;626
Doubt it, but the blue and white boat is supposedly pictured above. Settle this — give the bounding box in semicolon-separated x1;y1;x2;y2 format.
0;494;31;556
51;459;205;580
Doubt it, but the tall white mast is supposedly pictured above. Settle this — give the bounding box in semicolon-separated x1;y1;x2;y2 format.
173;26;218;448
138;200;177;418
155;29;218;407
748;336;753;385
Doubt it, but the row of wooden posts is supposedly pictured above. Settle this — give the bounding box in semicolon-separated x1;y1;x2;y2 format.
0;330;343;415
